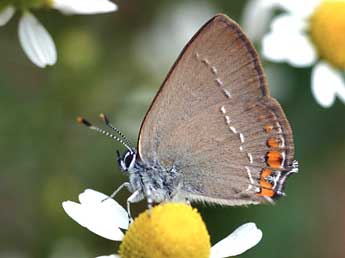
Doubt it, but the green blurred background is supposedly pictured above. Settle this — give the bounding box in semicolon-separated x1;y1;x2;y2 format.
0;1;344;258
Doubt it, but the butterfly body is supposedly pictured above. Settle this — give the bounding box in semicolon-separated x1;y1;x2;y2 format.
123;155;181;203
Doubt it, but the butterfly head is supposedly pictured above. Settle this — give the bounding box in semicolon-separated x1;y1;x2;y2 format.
117;149;137;173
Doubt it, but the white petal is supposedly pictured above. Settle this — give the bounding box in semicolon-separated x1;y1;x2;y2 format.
311;62;345;108
262;29;317;67
18;12;57;68
262;32;286;62
241;0;279;41
78;189;113;204
52;0;117;15
78;189;129;229
270;14;307;33
210;223;262;258
63;200;124;241
285;34;317;67
0;5;15;26
95;255;120;258
62;189;129;241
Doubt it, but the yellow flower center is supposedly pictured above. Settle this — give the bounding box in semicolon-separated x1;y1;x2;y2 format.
119;203;211;258
310;0;345;68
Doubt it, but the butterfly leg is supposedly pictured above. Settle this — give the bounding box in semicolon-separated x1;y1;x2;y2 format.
143;185;154;215
102;182;131;202
110;182;131;198
127;190;142;223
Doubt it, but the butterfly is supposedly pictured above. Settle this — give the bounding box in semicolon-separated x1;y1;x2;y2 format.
78;14;298;217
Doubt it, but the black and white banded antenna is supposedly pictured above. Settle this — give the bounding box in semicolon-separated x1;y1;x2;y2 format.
77;116;134;153
99;113;132;147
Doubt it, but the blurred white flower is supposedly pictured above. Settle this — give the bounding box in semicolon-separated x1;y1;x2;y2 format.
312;62;345;107
18;12;57;68
262;13;317;67
241;0;280;41
0;0;117;68
0;5;15;26
52;0;117;15
243;0;345;108
63;189;262;258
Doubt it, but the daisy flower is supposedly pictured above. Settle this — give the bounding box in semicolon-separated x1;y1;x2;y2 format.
243;0;345;108
63;189;263;258
0;0;117;68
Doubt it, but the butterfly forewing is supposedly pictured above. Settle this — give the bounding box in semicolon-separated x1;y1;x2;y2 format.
138;14;295;205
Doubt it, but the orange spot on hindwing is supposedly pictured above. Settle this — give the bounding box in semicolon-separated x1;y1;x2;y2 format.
257;169;275;197
263;124;273;133
266;150;283;169
267;137;281;148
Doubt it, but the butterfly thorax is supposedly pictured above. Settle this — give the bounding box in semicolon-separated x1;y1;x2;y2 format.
126;157;181;203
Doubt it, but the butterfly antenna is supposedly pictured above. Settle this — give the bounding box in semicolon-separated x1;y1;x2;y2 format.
77;116;133;153
99;113;132;147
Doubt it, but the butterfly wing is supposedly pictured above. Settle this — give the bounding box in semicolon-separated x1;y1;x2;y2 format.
138;14;295;205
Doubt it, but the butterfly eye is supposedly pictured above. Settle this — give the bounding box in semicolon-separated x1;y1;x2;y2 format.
120;151;136;171
125;153;134;167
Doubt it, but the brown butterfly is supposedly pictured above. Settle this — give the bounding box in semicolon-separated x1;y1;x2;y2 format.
79;14;298;217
